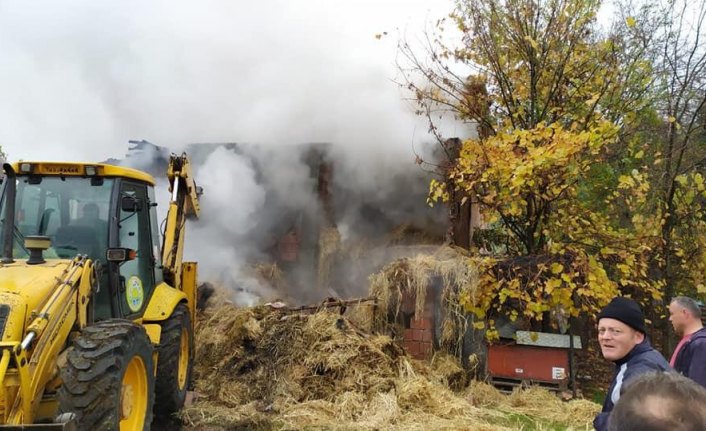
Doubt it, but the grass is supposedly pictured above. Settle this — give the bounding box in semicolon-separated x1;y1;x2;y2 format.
492;411;590;430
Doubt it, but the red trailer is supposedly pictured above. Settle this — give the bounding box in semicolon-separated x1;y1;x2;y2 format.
487;331;581;392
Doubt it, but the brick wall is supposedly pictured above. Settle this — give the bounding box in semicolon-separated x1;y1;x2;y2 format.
403;311;434;359
400;284;437;360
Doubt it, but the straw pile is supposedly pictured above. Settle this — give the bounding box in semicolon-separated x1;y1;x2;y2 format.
183;299;599;430
367;246;481;355
317;226;342;292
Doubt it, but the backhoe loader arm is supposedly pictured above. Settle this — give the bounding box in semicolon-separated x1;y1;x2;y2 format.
161;153;202;289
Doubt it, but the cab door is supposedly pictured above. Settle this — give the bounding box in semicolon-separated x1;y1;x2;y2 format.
114;181;156;318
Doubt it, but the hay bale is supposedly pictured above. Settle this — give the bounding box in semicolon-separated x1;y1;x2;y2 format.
505;387;600;428
430;353;468;390
317;226;342;291
464;381;506;408
193;303;405;406
254;262;284;288
368;246;480;357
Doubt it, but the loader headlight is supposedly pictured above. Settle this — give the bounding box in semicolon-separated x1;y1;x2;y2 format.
19;163;32;173
85;165;97;176
106;247;137;263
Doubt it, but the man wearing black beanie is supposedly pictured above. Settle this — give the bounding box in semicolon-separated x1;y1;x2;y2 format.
593;297;671;431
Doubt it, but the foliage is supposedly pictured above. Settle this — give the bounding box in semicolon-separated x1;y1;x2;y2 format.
400;0;703;335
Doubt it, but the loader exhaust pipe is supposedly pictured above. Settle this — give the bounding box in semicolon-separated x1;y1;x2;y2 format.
2;163;16;264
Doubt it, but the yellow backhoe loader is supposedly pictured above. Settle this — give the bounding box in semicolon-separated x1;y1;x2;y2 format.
0;153;201;430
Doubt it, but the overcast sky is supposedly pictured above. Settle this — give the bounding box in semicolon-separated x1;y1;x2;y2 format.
0;0;457;163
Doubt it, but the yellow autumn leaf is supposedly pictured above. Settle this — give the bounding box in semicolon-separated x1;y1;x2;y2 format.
626;16;636;28
551;262;564;274
668;116;676;123
545;278;562;293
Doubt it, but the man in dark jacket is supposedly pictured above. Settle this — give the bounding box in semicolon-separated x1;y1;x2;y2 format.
593;297;671;431
668;296;706;388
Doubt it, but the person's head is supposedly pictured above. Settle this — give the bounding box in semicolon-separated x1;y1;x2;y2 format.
608;371;706;431
597;297;646;361
669;296;703;336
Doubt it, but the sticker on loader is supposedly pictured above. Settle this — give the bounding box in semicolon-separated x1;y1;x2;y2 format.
126;275;144;312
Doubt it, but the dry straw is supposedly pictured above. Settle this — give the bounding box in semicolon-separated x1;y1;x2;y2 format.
367;246;481;358
184;297;598;430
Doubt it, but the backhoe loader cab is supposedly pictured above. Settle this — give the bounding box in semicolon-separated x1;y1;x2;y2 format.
0;156;201;430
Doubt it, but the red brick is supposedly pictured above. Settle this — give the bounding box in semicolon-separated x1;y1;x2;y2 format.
403;328;415;341
411;318;432;330
401;292;416;314
419;342;433;358
420;329;433;342
404;340;420;356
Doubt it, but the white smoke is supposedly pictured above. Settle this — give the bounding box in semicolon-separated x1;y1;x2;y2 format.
0;0;456;305
0;0;453;163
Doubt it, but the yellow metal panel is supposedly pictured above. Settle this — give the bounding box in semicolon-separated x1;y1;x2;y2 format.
0;294;26;342
9;161;156;185
143;324;162;345
182;262;197;326
35;398;59;423
161;202;182;285
143;283;186;322
0;262;69;296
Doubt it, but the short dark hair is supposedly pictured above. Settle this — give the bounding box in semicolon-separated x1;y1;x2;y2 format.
608;372;706;431
671;296;702;319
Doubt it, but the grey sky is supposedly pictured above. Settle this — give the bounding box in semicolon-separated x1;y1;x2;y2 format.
0;0;454;163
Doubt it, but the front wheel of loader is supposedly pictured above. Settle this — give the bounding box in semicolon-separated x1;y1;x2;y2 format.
58;320;155;431
154;303;193;418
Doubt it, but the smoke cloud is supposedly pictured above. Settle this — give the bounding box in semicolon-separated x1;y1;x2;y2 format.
0;0;457;305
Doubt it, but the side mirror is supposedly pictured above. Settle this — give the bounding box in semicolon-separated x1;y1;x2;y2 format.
106;247;137;263
121;196;143;212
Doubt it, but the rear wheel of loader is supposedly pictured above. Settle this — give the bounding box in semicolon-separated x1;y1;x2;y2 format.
154;303;193;418
58;320;155;431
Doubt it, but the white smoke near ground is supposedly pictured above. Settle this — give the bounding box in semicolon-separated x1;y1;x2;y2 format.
194;148;266;240
187;147;279;306
0;0;457;305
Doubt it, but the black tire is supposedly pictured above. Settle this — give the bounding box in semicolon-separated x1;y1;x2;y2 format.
154;303;193;418
59;320;155;431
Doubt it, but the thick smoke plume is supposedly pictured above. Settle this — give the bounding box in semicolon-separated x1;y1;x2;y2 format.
0;1;455;304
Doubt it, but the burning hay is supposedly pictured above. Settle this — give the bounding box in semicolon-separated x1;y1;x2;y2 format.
184;300;599;430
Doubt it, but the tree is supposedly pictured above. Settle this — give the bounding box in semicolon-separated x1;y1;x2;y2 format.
606;0;706;349
401;0;667;332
